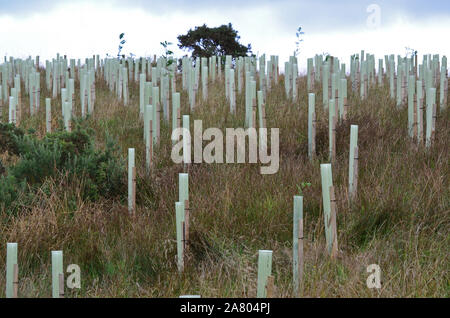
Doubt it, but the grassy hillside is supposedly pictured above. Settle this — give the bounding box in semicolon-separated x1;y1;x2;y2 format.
0;65;448;297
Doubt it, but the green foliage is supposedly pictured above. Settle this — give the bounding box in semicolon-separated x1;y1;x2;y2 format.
0;159;5;175
348;196;406;249
294;26;304;57
0;122;25;155
67;134;126;201
160;41;174;67
296;181;311;196
160;41;176;78
177;23;252;59
0;174;27;213
0;123;126;214
11;138;63;184
118;32;126;59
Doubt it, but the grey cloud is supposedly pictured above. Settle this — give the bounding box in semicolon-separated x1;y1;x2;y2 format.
268;0;450;35
1;0;448;31
0;0;272;16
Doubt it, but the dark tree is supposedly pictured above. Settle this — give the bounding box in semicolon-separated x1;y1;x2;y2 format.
177;23;252;59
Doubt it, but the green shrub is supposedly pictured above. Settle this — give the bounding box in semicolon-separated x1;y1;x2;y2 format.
0;122;25;154
0;158;5;175
66;135;126;201
0;175;27;212
0;122;126;214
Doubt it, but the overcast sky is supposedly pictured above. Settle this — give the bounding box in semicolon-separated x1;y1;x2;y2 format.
0;0;449;71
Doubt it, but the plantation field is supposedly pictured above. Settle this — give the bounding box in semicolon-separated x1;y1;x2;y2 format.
0;56;448;297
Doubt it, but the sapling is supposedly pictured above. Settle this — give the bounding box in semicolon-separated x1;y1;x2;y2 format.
117;33;126;59
296;181;311;196
293;27;304;57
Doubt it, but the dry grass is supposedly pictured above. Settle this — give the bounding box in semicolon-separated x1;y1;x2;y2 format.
0;68;448;297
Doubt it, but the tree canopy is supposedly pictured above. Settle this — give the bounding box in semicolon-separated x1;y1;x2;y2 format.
177;23;252;59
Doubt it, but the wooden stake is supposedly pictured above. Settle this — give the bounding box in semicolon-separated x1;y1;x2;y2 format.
156;100;160;145
364;75;368;99
257;90;265;129
353;147;359;200
332;115;337;161
329;186;338;259
343;97;348;120
149;121;153;170
261;102;267;129
312;117;316;158
431;101;436;144
334;87;338;119
266;275;274;298
312;70;315;90
59;273;64;298
394;74;397;99
415;54;418;79
16;89;21;123
184;199;190;256
90;73;95;108
15;90;21;124
252;96;257;129
13;263;18;298
177;107;181;142
181;220;186;265
413;94;418;139
444;77;448;106
231;76;237;115
402;75;407;105
419;98;424;143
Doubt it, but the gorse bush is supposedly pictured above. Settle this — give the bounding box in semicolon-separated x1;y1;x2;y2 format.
0;158;5;175
0;122;25;155
0;121;126;214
